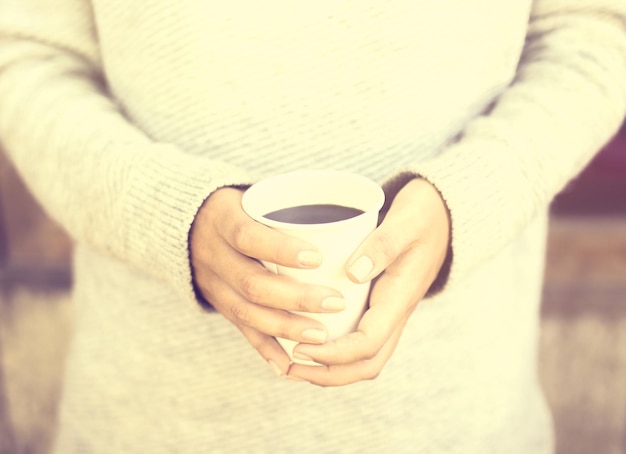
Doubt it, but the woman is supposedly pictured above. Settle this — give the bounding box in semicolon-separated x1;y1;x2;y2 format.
1;1;625;452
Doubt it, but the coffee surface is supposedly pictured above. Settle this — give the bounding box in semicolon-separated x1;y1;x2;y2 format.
264;204;364;224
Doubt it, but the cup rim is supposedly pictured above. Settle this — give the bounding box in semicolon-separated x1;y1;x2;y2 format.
241;170;385;230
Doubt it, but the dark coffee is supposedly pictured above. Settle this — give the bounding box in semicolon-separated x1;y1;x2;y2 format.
264;204;364;224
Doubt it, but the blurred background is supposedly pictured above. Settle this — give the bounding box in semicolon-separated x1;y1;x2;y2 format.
0;123;625;454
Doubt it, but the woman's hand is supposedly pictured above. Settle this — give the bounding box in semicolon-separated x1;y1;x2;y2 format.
287;178;451;386
190;187;346;376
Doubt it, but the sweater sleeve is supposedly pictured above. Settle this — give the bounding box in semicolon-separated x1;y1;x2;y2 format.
384;0;626;289
0;0;252;302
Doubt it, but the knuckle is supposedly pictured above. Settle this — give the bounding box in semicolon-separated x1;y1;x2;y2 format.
275;313;302;340
273;323;292;341
361;348;378;361
230;304;252;326
244;333;262;350
246;334;267;352
231;221;254;253
293;292;313;312
361;342;382;362
371;233;396;263
359;360;383;381
355;336;382;361
364;368;382;381
272;237;295;263
240;274;264;303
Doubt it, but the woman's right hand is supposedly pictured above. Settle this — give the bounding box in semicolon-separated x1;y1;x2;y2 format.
189;187;346;376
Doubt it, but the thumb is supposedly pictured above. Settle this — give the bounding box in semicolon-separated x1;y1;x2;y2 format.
345;178;441;284
345;204;418;284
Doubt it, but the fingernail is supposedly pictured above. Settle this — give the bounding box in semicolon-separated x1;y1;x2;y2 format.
301;328;327;344
321;296;346;312
292;351;314;362
298;250;323;267
267;359;283;377
348;256;374;283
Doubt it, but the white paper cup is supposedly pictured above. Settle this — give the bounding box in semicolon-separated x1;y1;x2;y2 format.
242;170;385;364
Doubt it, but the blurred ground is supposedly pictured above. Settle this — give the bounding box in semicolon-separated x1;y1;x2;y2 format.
540;218;626;454
0;290;71;454
0;216;625;454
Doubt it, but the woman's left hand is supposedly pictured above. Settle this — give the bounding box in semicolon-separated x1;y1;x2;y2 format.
287;177;451;386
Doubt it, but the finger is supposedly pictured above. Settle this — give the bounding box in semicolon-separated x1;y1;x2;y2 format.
287;317;407;387
201;238;346;314
215;190;324;269
345;178;448;284
198;268;331;344
237;325;291;377
345;193;421;284
292;246;430;365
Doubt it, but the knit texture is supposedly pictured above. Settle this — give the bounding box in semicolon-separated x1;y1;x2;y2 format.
1;1;625;452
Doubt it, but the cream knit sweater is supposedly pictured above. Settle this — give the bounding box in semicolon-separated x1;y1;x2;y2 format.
1;1;625;453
